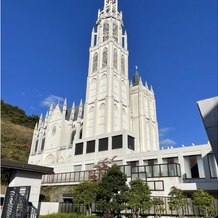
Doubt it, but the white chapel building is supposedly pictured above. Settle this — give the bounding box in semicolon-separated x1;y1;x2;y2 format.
28;0;217;197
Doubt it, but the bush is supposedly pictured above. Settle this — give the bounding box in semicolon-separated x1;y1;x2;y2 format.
39;213;97;218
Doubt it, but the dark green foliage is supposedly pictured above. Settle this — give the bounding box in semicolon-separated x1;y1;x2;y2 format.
152;197;165;218
72;181;98;215
168;186;188;218
127;179;151;218
39;213;97;218
96;164;129;216
192;189;216;218
1;100;39;128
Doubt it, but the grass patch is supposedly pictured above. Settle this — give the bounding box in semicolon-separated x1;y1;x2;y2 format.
39;213;97;218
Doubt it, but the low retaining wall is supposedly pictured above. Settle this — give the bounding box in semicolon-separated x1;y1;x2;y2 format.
39;202;59;215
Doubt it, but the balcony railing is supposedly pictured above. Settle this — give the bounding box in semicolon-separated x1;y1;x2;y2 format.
42;163;181;185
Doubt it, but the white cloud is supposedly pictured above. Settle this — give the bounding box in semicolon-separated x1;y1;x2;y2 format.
160;138;176;147
159;127;174;138
41;95;64;107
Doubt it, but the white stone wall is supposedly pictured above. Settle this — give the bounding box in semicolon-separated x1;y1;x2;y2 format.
39;202;59;215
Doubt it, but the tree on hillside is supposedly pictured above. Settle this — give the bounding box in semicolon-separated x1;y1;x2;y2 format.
127;179;152;218
1;100;39;128
168;186;188;218
96;164;129;217
192;189;216;218
152;197;165;218
72;180;97;215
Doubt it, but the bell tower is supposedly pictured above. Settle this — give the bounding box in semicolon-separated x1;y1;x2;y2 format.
83;0;130;138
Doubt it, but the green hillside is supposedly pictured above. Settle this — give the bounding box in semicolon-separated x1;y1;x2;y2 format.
1;100;39;162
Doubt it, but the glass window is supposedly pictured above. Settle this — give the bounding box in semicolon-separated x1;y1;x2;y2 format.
34;140;38;152
41;138;45;151
86;140;95;153
153;165;160;177
146;165;153;177
121;55;125;75
75;143;83;155
113;48;118;69
128;135;135;150
103;22;109;42
92;53;98;72
79;129;83;139
99;137;108;151
113;23;118;43
125;165;131;177
102;47;108;68
132;173;138;180
190;156;199;178
112;135;122;149
160;164;168;177
155;181;164;190
169;164;177;176
147;181;155;190
139;172;146;180
177;164;181;177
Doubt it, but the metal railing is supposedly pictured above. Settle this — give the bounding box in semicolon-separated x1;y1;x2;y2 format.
42;163;181;186
57;196;216;217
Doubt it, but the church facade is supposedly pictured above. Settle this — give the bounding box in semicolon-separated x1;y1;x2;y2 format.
28;0;217;197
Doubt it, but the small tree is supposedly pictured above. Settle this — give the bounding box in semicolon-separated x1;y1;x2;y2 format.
72;180;97;215
89;156;117;181
96;164;129;217
152;197;165;218
168;186;188;218
192;189;216;218
127;179;152;218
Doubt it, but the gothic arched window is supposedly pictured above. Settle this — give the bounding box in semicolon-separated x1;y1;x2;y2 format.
79;129;83;139
113;48;118;69
41;138;45;151
121;55;125;75
103;22;109;42
92;52;98;72
102;47;108;68
113;23;118;43
34;140;38;153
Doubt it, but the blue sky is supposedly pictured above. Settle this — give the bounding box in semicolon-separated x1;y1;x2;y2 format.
2;0;217;148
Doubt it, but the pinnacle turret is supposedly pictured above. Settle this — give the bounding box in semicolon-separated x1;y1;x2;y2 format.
63;98;67;111
70;102;75;121
133;66;140;86
78;99;83;119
